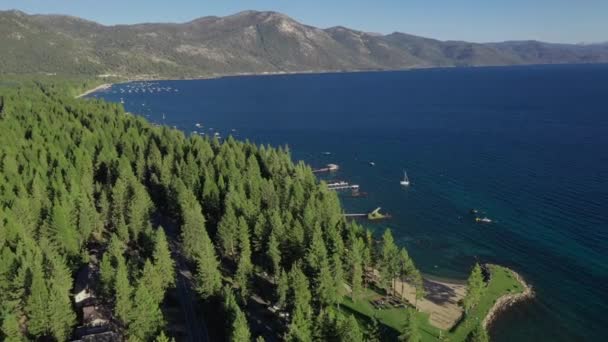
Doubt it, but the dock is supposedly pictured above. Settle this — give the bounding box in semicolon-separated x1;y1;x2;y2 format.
313;163;339;173
327;181;360;191
343;207;391;220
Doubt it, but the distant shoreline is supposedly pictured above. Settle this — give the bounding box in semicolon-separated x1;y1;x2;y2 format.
76;83;112;98
77;63;601;99
75;66;446;98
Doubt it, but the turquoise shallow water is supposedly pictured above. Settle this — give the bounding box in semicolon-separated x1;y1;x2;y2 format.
91;64;608;341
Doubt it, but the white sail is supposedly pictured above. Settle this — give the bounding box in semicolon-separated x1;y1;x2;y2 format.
400;170;410;186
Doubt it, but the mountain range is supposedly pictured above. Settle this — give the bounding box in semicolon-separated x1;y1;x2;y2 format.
1;9;607;78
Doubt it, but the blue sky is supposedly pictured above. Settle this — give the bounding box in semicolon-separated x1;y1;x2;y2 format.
1;0;606;43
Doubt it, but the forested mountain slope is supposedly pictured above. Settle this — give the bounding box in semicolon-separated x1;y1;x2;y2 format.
1;10;607;78
0;80;430;341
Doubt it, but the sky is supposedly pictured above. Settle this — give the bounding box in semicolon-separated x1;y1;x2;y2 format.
1;0;606;43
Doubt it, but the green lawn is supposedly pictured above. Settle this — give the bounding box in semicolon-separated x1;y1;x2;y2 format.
339;265;524;341
448;265;524;341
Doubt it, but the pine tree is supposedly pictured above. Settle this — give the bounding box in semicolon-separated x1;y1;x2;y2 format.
469;323;489;342
231;309;251;342
194;233;222;299
380;229;399;297
140;260;164;305
154;331;175;342
99;253;115;296
276;269;289;308
331;253;345;306
366;315;382;342
306;224;327;272
114;255;132;324
153;227;175;290
398;308;421;342
463;263;485;313
217;205;239;257
339;314;363;342
25;259;49;337
49;201;79;256
48;278;76;341
179;191;208;261
285;264;313;341
129;283;163;341
350;237;364;301
1;312;24;342
235;217;253;300
127;182;152;241
267;230;281;278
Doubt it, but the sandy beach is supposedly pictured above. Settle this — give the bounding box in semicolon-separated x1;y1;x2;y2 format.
393;276;467;330
76;83;112;98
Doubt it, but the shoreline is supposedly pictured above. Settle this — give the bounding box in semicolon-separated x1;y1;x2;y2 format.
77;80;535;334
76;83;112;98
74;66;448;98
482;264;534;330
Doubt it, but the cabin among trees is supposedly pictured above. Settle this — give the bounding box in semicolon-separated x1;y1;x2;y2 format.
73;250;113;340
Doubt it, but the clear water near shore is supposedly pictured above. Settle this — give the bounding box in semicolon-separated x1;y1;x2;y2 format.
90;64;608;341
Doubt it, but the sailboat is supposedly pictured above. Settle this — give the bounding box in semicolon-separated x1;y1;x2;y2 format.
400;170;410;186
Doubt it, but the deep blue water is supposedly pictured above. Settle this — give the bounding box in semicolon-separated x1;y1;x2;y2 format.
91;64;608;341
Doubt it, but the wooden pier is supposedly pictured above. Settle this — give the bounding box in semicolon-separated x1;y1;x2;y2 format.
328;183;360;191
313;163;339;173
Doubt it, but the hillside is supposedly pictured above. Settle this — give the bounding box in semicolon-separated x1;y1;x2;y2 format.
1;9;607;78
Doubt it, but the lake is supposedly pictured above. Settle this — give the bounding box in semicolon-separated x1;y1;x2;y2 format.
90;64;608;341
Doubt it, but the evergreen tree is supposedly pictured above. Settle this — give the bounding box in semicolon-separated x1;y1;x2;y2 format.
350;237;364;301
469;323;489;342
140;260;164;305
267;230;281;279
99;253;115;296
153;227;175;290
25;259;49;337
285;264;313;342
380;229;399;297
49;201;79;256
276;269;289;308
398;308;421;342
366;315;382;342
235;217;253;300
48;279;76;341
339;314;363;342
114;255;132;324
154;331;175;342
217;205;239;257
231;309;251;342
463;263;485;313
129;283;163;341
194;232;222;299
1;312;24;342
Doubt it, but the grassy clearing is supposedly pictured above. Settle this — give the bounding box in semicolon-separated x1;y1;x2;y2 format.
448;265;524;341
339;265;524;341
